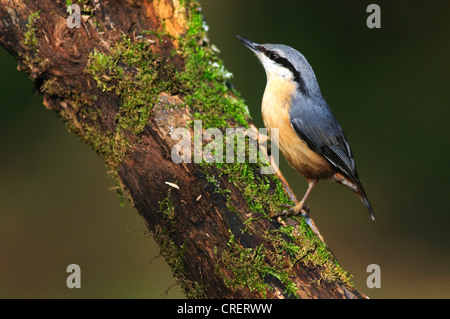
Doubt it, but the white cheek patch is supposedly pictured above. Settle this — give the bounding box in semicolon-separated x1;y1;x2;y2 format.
257;54;294;81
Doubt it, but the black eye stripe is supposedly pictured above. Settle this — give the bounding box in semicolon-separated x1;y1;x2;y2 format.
258;46;308;96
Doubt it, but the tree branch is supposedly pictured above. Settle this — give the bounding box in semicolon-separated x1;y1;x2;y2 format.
0;0;365;299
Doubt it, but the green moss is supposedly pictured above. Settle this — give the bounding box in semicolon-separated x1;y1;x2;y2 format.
78;0;250;207
21;11;47;72
85;37;165;170
158;189;176;226
269;218;354;286
215;215;353;297
41;78;64;95
154;189;207;298
79;0;248;177
176;6;250;129
215;233;269;297
153;225;206;298
217;162;292;216
215;232;298;298
23;11;40;49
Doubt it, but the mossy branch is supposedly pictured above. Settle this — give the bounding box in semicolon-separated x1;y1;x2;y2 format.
0;0;365;299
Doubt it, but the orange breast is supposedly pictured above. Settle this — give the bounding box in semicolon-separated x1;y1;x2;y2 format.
262;78;333;181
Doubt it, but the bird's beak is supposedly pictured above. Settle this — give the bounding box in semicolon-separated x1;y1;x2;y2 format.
236;35;260;53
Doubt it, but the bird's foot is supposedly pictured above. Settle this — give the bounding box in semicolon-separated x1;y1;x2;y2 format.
273;203;309;218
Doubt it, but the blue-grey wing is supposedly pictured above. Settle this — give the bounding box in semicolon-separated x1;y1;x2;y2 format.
289;98;358;184
289;97;374;219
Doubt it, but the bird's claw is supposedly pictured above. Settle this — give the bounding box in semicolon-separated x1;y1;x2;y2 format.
273;205;310;218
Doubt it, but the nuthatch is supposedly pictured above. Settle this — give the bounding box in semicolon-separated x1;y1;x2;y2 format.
237;35;374;221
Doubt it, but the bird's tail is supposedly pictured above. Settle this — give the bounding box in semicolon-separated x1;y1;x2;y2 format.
333;173;375;221
356;190;375;221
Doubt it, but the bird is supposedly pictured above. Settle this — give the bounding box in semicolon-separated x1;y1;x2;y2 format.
237;35;374;221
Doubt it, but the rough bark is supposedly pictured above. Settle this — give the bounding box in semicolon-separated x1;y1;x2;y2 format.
0;0;366;299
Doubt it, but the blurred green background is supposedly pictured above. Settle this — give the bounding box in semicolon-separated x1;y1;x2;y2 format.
0;1;449;298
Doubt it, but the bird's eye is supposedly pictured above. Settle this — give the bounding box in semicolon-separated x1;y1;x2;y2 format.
268;52;279;61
